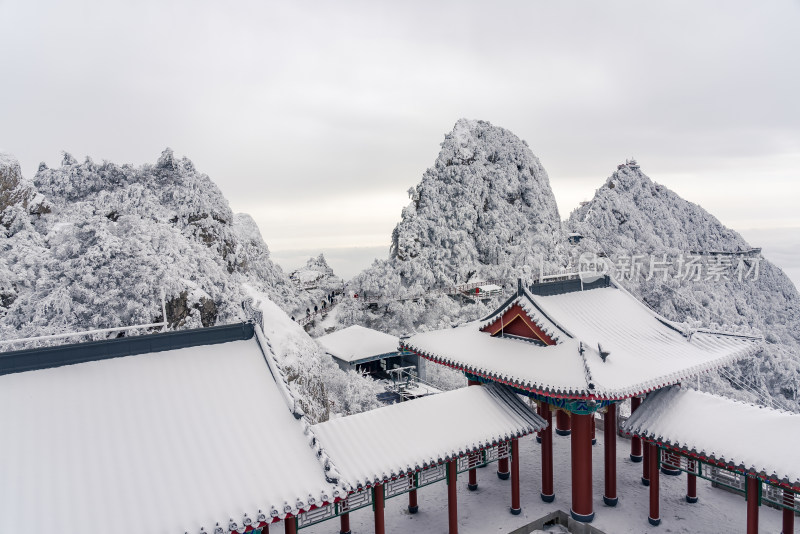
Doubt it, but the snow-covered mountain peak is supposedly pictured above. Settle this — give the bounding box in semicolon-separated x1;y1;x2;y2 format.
570;163;746;254
343;119;565;344
392;119;562;273
567;165;800;411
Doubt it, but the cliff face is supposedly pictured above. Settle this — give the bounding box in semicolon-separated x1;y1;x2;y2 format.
568;163;800;410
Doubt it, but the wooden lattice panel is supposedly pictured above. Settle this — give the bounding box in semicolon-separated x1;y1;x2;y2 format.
418;464;446;487
764;486;800;513
660;449;682;471
498;441;509;459
385;475;414;498
707;466;746;492
456;451;484;473
297;503;336;528
340;488;372;513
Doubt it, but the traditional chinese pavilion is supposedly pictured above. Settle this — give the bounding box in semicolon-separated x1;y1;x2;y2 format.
401;274;770;528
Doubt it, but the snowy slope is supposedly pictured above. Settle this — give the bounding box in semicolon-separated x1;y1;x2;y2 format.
345;119;566;339
567;164;800;411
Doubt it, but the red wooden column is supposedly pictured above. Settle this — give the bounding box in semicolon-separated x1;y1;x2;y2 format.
642;438;651;486
648;442;661;526
510;438;521;514
536;401;543;444
783;491;795;534
746;475;760;534
340;512;351;534
373;483;385;534
498;455;510;480
540;402;555;503
686;460;698;503
408;488;418;513
603;405;618;507
591;415;597;445
448;459;459;534
467;379;480;489
556;409;572;436
630;396;643;462
468;464;478;491
284;516;297;534
570;412;594;522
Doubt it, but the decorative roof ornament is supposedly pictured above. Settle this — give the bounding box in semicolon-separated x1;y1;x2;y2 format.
598;343;610;362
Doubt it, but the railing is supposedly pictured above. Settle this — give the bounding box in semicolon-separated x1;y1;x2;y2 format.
295;296;339;327
295;441;511;529
0;321;168;351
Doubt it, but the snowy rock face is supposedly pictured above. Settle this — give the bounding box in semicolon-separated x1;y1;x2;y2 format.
391;119;561;282
568;165;800;411
0;153;49;230
346;120;565;340
0;149;306;339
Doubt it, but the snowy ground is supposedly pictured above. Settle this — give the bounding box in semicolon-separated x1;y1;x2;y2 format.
303;429;786;534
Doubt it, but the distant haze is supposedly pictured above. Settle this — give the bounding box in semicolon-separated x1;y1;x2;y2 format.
1;1;798;284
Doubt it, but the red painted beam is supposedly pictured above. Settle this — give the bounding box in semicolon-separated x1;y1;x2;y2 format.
374;483;385;534
747;476;760;534
540;402;555;502
630;396;643;462
570;413;594;522
648;442;661;526
448;460;459;534
603;405;618;506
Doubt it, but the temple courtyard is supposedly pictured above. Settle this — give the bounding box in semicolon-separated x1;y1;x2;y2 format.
303;427;788;534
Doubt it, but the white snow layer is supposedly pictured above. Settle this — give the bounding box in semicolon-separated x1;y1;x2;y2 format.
0;339;340;534
312;383;545;489
622;385;800;488
405;285;761;398
316;325;399;363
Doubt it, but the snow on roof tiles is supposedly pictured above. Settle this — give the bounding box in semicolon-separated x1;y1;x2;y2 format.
312;383;545;489
622;386;800;489
317;325;399;363
405;284;761;399
0;336;341;534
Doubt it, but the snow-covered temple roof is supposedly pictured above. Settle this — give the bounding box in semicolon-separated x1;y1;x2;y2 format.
403;277;762;399
312;382;544;489
0;324;343;534
622;386;800;490
317;324;399;363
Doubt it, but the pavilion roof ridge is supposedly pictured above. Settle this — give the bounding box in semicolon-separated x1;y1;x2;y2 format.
476;289;573;344
254;326;348;496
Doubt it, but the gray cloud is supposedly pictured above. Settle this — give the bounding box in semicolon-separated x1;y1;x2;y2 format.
1;0;798;280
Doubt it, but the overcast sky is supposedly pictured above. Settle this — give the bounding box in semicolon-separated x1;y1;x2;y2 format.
1;1;798;283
